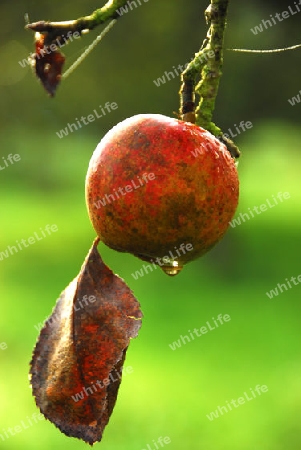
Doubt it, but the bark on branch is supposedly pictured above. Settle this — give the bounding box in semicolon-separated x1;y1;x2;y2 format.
26;0;127;46
180;0;240;158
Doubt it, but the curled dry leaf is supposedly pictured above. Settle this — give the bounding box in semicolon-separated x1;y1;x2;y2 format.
33;32;65;96
30;238;142;445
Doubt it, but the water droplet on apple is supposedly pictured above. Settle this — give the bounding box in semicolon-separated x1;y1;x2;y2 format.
161;260;183;276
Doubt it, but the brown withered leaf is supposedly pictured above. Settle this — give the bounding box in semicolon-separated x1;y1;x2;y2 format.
30;238;142;445
33;32;65;96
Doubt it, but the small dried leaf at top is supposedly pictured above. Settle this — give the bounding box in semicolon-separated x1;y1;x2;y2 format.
33;32;65;96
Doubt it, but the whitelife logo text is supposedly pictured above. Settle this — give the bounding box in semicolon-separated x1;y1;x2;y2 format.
140;436;171;450
18;30;81;68
71;366;133;402
169;314;231;350
56;102;118;138
229;192;290;228
191;120;253;158
0;413;44;442
266;273;301;299
288;89;301;106
116;0;150;17
131;243;193;280
0;153;21;171
0;225;58;262
153;50;215;87
206;384;268;421
93;172;155;209
34;295;96;332
250;2;301;35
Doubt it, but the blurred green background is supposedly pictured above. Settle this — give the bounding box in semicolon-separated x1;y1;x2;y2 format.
1;0;301;449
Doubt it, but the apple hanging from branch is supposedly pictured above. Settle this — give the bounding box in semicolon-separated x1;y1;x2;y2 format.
85;114;239;276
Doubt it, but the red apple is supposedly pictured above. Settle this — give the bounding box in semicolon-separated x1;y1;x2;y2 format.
85;114;239;275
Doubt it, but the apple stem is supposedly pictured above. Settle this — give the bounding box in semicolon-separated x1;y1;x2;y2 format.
180;0;240;159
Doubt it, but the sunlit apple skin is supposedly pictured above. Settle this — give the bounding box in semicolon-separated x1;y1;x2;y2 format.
85;114;239;273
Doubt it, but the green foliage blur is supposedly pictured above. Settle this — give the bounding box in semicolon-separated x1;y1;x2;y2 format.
1;0;301;449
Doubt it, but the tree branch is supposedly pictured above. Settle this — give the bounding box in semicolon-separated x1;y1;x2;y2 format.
26;0;127;46
180;0;240;158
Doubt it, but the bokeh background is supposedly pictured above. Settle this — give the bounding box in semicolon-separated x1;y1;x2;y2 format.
1;0;301;449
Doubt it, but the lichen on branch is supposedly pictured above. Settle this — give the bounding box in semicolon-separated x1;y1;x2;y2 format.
26;0;128;46
179;0;240;159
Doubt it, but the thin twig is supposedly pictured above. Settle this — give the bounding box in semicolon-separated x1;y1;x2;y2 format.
62;20;117;79
228;43;301;53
